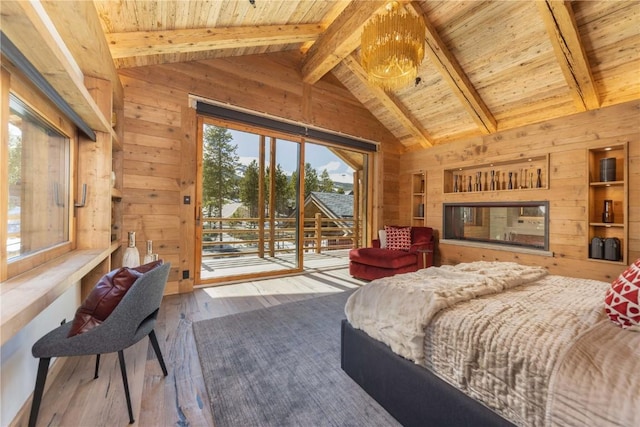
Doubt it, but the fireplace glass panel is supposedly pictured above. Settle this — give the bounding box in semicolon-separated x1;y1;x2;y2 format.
443;202;549;251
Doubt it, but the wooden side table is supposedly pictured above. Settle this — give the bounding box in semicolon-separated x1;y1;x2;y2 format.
417;249;433;268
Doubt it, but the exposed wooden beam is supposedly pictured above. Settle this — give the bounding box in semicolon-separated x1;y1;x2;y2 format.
1;0;111;133
407;3;497;134
106;24;324;59
342;55;432;148
536;0;599;111
41;1;124;110
302;1;386;85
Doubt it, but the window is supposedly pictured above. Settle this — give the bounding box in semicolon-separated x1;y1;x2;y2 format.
2;65;76;279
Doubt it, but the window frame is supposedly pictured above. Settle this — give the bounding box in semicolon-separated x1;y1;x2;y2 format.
1;62;77;281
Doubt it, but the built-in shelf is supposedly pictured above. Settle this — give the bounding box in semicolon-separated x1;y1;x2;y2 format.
587;143;627;264
411;172;426;226
443;155;549;194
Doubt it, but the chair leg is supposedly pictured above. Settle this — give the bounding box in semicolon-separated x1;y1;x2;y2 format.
29;357;51;427
94;354;101;379
117;350;135;424
148;329;168;376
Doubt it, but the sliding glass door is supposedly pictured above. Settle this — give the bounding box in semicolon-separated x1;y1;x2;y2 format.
196;119;302;284
195;114;371;285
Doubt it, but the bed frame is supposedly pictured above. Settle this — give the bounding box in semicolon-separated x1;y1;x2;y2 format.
341;320;516;427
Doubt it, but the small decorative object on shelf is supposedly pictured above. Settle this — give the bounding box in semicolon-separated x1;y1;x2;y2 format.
143;240;155;264
477;172;482;191
453;175;458;192
418;203;425;217
602;200;614;223
536;168;542;188
122;231;141;268
600;157;616;182
508;172;513;190
490;170;495;190
467;176;472;192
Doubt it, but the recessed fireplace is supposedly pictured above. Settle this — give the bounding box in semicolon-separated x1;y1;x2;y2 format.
443;202;549;251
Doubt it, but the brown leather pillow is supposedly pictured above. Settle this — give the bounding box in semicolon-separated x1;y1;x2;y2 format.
67;260;163;337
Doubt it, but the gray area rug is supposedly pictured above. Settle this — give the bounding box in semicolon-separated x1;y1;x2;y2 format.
192;290;400;427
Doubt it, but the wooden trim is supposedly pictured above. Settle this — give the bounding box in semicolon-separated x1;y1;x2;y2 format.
107;24;324;60
1;0;111;133
536;0;599;111
0;67;9;281
194;117;204;287
302;1;386;84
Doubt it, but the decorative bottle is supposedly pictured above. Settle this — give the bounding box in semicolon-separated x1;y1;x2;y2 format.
122;231;141;267
477;172;482;191
508;172;513;190
467;176;472;192
602;200;614;223
453;175;458;193
536;168;542;188
490;170;495;191
143;240;155;264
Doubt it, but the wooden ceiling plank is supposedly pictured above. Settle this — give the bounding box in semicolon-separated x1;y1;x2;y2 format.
342;55;432;148
536;0;600;111
407;3;497;134
107;23;325;59
2;0;111;133
301;1;386;85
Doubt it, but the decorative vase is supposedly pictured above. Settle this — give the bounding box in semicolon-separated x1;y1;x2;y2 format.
508;172;513;190
536;168;542;188
143;240;155;264
122;231;140;267
602;200;614;223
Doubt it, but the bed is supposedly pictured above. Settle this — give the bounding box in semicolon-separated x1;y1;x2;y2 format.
341;261;640;427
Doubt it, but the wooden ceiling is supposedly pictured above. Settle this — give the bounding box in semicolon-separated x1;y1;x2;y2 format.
53;1;640;150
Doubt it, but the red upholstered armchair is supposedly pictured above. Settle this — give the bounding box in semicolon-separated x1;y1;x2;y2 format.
349;226;434;281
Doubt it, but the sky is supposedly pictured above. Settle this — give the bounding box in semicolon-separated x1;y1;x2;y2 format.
228;129;355;184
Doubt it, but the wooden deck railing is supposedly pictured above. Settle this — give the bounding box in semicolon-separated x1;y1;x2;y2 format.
201;213;359;258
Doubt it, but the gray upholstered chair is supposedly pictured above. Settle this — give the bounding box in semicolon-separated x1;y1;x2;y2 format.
28;262;171;427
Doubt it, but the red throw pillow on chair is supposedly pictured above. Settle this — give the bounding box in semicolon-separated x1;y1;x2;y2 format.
604;258;640;330
384;226;412;251
67;260;163;337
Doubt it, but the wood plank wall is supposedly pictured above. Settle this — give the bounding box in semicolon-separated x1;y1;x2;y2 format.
400;100;640;282
119;51;401;294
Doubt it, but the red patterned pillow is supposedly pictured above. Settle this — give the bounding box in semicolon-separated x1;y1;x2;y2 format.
604;258;640;330
67;260;163;337
384;226;412;251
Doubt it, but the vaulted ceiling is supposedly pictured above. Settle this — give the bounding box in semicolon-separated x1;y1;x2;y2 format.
13;1;640;151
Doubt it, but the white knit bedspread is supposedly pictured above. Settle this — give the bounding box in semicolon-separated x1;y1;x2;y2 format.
344;261;548;364
344;262;638;426
424;275;608;426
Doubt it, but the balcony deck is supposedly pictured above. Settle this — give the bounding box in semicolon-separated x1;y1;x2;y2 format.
200;249;352;280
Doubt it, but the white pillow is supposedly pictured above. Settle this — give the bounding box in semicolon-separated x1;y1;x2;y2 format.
378;229;387;248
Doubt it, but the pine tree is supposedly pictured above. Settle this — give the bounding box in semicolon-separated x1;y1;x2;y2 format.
202;125;240;239
319;169;334;192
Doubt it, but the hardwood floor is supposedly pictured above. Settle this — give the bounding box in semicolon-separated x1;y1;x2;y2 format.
21;260;365;427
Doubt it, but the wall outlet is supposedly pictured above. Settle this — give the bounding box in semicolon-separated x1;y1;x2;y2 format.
182;270;189;279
